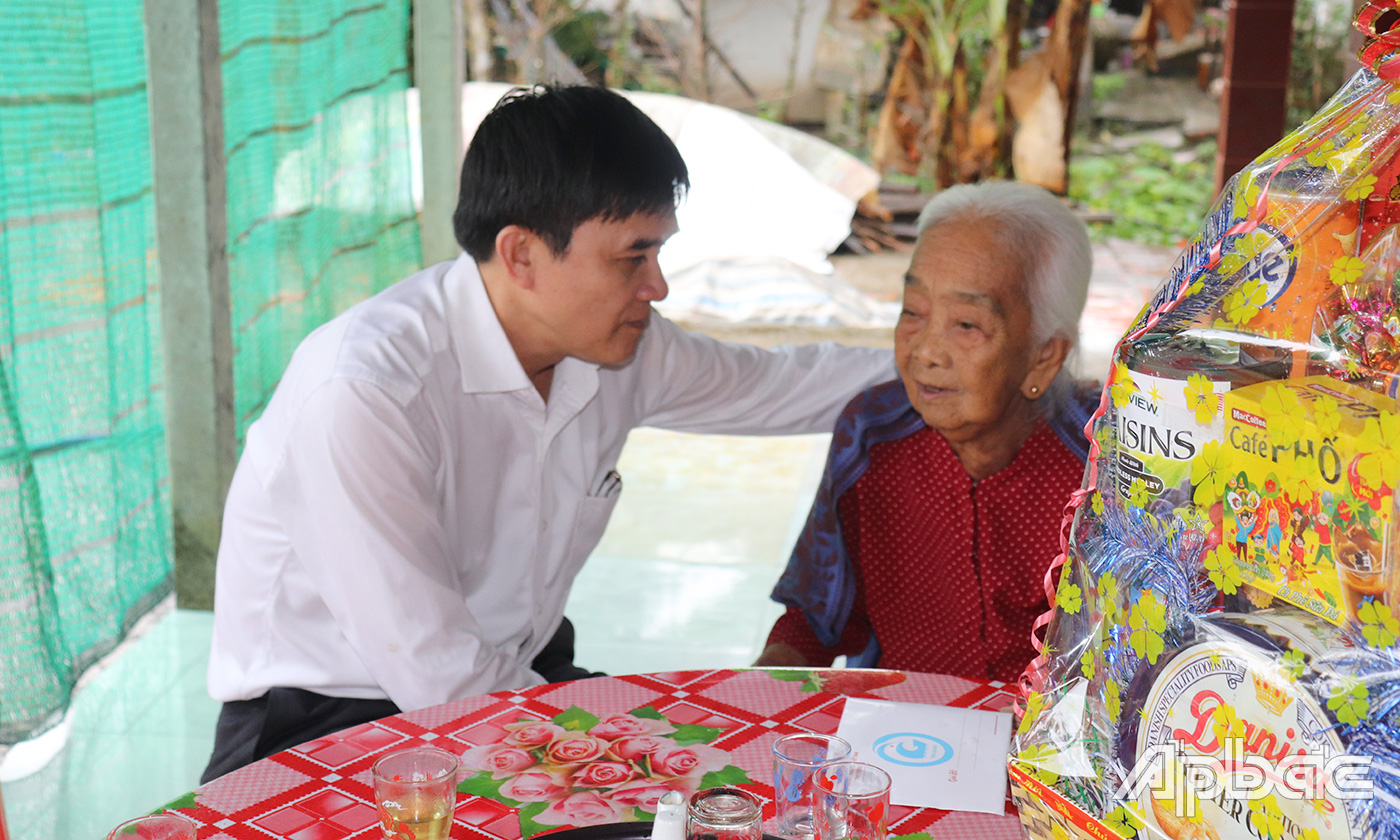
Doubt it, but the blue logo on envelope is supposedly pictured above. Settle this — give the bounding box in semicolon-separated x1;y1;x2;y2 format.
874;733;953;766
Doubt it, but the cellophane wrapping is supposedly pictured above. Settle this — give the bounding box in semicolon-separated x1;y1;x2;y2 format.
1008;9;1400;840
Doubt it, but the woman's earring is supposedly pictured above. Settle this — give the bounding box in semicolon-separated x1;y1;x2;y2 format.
1029;385;1041;397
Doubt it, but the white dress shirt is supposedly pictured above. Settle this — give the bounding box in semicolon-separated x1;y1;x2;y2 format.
208;255;894;712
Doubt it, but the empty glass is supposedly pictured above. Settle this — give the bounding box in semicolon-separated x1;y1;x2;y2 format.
772;733;853;838
686;786;763;840
106;814;198;840
812;762;892;840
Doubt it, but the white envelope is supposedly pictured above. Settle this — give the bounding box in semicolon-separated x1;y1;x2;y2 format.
835;697;1013;815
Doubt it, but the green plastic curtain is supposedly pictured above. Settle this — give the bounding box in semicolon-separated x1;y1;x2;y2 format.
220;0;422;445
0;0;170;743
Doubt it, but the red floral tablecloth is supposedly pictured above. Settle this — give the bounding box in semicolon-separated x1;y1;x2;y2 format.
163;669;1024;840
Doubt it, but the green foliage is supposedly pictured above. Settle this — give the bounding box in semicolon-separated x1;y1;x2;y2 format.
629;705;666;720
152;792;198;814
1287;0;1352;130
1093;72;1126;103
1070;140;1217;246
700;764;753;788
553;706;601;732
551;7;611;80
671;723;726;745
460;771;518;804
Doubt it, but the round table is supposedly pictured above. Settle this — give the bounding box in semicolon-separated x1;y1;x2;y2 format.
163;668;1023;840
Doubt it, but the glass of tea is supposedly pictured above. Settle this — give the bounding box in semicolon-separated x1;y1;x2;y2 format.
372;746;459;840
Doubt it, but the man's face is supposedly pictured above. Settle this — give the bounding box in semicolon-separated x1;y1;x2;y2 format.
529;211;678;366
895;219;1037;449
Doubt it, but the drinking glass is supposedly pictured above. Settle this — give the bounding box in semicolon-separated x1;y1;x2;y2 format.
772;733;853;838
812;762;892;840
106;814;198;840
372;746;459;840
686;786;763;840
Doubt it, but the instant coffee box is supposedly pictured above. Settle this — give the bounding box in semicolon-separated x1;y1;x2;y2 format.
1221;376;1400;626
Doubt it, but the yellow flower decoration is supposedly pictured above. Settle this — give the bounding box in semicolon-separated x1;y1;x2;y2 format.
1261;384;1306;447
1127;477;1150;509
1233;178;1265;220
1110;360;1138;409
1305;145;1334;168
1184;374;1219;424
1250;794;1287;840
1358;411;1400;491
1327;678;1370;726
1100;572;1121;625
1058;580;1083;614
1105;678;1122;722
1211;701;1248;751
1281;649;1308;680
1222;278;1270;326
1322;140;1372;174
1204;544;1244;594
1344;175;1379;201
1359;600;1400;647
1217;230;1272;278
1190;440;1229;506
1016;743;1061;785
1017;691;1047;736
1080;647;1097;679
1330;255;1367;287
1313;395;1342;438
1091;490;1105;517
1273;447;1318;505
1128;589;1167;664
1103;805;1144;839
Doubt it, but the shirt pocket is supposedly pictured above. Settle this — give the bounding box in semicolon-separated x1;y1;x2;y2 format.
556;493;621;589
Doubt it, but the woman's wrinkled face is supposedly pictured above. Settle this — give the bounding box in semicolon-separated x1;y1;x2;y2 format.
895;219;1038;448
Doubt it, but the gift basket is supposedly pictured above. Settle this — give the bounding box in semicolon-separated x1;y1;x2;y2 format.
1008;6;1400;840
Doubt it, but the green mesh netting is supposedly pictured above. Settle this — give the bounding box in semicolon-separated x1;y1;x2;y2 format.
220;0;423;445
0;0;171;743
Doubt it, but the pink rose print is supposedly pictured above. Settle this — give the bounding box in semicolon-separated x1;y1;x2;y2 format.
574;761;638;789
609;736;671;761
455;704;750;837
500;770;570;803
462;743;537;777
535;791;624;827
609;779;689;811
588;713;676;741
546;734;610;765
649;743;729;778
503;720;567;747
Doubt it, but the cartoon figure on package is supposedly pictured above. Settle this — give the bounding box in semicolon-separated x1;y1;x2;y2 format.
1226;475;1261;562
1315;506;1335;563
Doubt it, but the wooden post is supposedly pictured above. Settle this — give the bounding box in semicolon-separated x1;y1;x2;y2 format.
143;0;236;610
415;0;466;265
1214;0;1296;191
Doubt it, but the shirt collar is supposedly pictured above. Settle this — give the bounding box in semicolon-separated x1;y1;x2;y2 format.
442;255;601;400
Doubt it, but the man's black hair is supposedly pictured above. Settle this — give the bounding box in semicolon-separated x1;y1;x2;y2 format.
453;85;690;261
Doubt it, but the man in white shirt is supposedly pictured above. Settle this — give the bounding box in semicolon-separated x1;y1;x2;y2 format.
202;85;894;781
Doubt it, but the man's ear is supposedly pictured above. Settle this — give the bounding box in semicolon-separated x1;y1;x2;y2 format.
495;225;540;290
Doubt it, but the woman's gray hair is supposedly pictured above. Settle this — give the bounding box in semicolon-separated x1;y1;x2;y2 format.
915;181;1093;413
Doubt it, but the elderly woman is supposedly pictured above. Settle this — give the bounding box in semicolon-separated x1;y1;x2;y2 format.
755;181;1095;682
